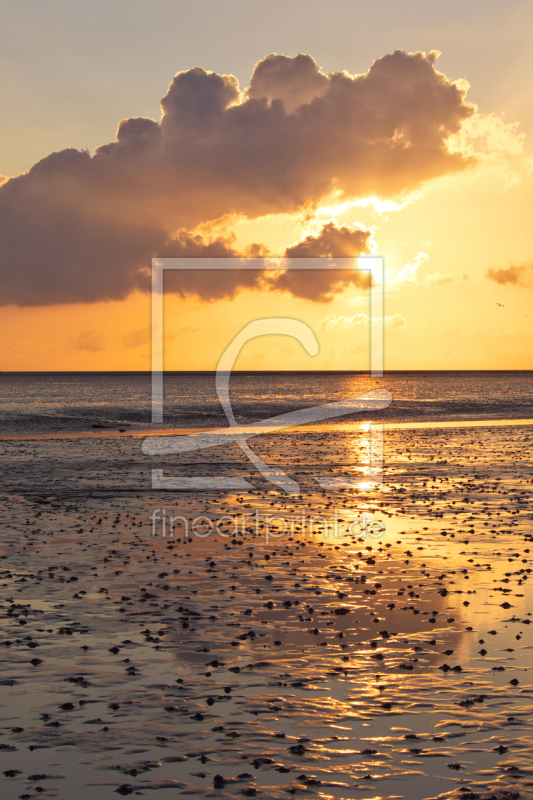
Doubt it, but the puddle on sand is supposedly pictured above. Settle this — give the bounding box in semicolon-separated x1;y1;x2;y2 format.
0;423;532;799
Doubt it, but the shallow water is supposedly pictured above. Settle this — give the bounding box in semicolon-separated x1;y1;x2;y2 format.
1;371;532;433
0;423;532;799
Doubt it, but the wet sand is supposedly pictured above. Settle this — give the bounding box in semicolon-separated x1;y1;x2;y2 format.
0;423;532;800
1;417;533;441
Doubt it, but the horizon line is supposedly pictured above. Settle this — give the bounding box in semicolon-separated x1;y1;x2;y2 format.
1;369;532;375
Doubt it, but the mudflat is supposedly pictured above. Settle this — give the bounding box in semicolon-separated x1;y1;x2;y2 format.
0;422;531;800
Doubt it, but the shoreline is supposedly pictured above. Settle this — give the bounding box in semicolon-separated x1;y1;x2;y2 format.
1;416;533;440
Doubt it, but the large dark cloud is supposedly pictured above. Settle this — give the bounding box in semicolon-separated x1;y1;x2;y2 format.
0;50;475;306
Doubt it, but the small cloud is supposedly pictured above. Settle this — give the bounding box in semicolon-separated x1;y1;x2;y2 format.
487;263;531;286
319;313;405;330
385;314;406;330
123;327;150;348
387;251;429;290
319;313;369;330
71;330;106;352
424;271;452;285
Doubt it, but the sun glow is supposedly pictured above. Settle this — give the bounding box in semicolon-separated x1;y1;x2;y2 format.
315;191;422;219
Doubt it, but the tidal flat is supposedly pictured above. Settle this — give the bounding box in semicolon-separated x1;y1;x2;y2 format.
0;423;532;800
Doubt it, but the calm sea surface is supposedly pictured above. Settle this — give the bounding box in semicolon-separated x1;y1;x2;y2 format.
0;371;532;434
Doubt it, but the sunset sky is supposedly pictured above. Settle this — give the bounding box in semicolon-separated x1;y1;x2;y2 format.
1;0;532;371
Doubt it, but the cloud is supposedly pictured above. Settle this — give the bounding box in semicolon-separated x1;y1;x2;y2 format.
284;221;372;258
320;313;406;330
246;53;329;112
163;220;374;303
160;231;268;301
71;330;106;352
320;313;369;330
385;314;407;329
122;327;150;348
0;50;475;307
448;111;526;159
386;251;429;290
424;271;452;285
486;264;532;286
267;220;373;301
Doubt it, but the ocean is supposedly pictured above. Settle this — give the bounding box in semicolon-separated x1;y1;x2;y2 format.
1;370;532;435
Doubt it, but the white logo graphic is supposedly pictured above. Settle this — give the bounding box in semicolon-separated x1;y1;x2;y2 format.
142;317;391;494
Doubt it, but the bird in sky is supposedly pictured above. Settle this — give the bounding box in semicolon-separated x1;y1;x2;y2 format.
496;303;504;307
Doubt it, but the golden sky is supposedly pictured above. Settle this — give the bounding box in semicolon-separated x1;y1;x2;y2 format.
1;0;532;370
